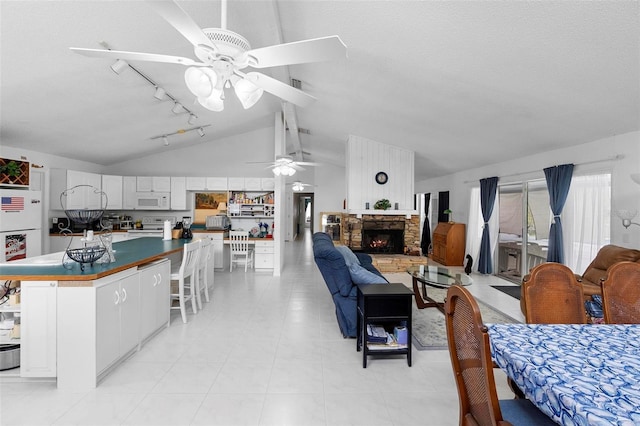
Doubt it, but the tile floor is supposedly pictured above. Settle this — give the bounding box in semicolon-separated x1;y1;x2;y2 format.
0;230;522;426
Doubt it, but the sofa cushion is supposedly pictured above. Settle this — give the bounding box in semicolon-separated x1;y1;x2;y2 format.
348;263;388;284
335;245;361;267
582;245;640;285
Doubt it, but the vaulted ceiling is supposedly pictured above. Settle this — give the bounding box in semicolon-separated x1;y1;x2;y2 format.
1;1;638;181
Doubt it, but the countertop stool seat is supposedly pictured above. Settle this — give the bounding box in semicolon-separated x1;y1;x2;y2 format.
170;239;201;324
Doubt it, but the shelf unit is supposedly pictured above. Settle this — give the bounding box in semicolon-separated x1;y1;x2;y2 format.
228;191;275;218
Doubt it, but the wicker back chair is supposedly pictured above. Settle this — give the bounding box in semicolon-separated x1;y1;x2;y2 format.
602;261;640;324
522;262;587;324
445;285;556;426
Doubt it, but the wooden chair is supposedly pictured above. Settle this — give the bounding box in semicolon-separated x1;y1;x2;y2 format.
194;237;213;309
170;239;201;324
601;261;640;324
445;285;556;426
229;230;254;272
522;262;587;324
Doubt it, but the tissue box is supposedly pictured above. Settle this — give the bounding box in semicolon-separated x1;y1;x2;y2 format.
393;326;408;345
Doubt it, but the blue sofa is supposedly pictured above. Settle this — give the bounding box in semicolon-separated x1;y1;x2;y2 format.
312;232;387;337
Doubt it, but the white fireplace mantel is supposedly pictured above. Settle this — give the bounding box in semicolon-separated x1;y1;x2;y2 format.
349;209;418;219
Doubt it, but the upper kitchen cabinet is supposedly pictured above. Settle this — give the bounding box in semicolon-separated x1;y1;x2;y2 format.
227;177;245;191
136;176;171;192
122;176;136;210
186;177;227;191
170;177;187;210
50;169;103;210
227;177;273;191
261;178;275;190
101;175;123;210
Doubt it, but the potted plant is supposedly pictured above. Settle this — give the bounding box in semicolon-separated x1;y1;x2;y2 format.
374;199;392;210
444;209;454;223
0;159;28;186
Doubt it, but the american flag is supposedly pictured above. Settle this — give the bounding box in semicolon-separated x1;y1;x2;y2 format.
1;197;24;211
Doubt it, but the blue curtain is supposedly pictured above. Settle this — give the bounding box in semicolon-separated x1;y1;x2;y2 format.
544;164;574;263
421;193;431;256
478;177;498;274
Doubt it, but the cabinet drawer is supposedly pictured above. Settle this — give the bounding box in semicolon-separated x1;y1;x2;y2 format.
254;246;274;254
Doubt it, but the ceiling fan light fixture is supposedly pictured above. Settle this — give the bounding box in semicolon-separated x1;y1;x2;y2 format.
185;67;218;98
110;59;129;74
273;164;296;176
292;182;304;191
234;78;264;109
197;89;224;112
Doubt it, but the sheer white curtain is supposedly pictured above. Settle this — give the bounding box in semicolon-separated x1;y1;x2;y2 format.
467;187;499;273
563;173;611;274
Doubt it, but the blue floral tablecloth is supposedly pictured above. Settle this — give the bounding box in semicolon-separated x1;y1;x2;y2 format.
488;323;640;426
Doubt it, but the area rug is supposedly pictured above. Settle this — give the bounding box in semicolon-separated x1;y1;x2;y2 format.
491;285;522;300
383;273;518;351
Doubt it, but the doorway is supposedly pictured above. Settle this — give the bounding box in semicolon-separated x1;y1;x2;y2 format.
294;192;313;239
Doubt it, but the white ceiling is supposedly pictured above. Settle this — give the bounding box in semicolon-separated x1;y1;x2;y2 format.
1;1;638;181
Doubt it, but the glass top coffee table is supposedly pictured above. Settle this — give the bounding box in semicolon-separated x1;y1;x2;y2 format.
407;265;473;312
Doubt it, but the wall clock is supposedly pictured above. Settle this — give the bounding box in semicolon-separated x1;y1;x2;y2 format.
375;171;388;185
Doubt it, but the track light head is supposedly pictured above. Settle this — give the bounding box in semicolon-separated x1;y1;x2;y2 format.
198;127;205;137
188;114;197;125
162;136;169;146
154;87;166;100
110;59;129;74
172;102;183;114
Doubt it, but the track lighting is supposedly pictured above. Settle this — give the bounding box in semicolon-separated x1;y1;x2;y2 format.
198;127;205;137
154;87;166;100
172;102;183;114
188;114;197;125
110;59;129;74
150;124;212;145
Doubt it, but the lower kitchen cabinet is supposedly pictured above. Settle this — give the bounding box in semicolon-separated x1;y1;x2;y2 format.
96;268;140;374
139;259;170;342
254;240;274;269
20;281;57;377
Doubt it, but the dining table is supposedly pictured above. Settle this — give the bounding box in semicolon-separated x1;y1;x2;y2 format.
487;323;640;426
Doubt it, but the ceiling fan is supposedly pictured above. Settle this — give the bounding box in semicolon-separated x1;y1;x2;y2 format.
70;0;347;111
290;181;315;191
248;155;319;176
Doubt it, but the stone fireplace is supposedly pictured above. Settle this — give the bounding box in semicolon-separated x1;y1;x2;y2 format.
361;220;405;254
342;214;422;254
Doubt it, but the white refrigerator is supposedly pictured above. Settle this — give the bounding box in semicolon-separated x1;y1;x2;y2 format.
0;189;43;262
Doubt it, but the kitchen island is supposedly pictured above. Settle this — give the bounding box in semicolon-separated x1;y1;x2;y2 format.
0;238;189;390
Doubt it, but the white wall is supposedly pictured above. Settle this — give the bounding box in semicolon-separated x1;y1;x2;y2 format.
415;131;640;248
313;162;346;232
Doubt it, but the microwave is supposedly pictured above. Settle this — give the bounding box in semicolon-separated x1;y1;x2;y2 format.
135;192;170;210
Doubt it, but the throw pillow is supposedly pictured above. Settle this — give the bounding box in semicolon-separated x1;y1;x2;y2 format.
335;245;361;267
348;263;388;285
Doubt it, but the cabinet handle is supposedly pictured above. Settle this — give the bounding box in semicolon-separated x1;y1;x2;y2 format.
114;290;120;305
156;273;162;285
50;282;56;287
152;274;158;287
121;288;127;303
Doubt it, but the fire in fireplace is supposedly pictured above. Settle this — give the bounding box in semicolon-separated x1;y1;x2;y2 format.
361;220;405;254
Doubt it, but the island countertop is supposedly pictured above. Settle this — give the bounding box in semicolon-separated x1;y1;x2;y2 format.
0;237;188;281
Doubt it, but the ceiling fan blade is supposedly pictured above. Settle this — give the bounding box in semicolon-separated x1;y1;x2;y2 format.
70;48;203;66
296;162;320;166
146;0;214;49
245;36;347;68
241;72;316;108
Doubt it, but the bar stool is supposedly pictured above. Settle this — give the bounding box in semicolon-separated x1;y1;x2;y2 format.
170;239;201;324
195;237;213;309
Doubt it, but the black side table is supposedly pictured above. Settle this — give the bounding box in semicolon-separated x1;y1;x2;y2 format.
356;283;413;368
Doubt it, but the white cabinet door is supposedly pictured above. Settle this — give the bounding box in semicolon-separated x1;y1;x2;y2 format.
227;177;245;190
170;177;187;210
96;269;140;374
21;281;57;377
186;177;206;190
244;177;261;190
96;280;121;373
261;178;275;190
51;169;103;210
123;176;137;210
205;177;227;190
137;176;171;192
102;175;123;210
139;259;170;342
